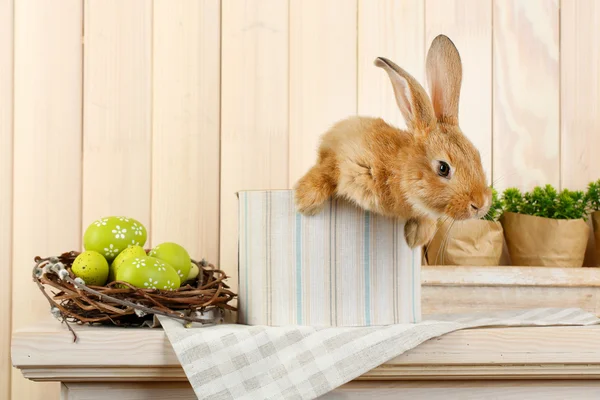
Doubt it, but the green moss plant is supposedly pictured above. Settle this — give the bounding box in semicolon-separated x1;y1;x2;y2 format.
502;184;588;221
586;179;600;212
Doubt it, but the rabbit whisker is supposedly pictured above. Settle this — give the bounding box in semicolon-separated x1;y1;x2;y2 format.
440;219;457;266
423;215;451;261
434;218;455;266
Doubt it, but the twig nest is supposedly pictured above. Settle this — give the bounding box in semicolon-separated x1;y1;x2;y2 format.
50;306;62;320
134;307;147;318
32;251;237;328
58;269;69;280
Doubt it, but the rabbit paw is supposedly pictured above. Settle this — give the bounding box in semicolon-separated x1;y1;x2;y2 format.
294;167;336;216
404;217;436;248
295;193;327;216
294;184;329;216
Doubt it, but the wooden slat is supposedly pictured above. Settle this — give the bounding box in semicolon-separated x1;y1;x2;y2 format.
326;381;600;399
561;0;600;267
11;319;600;381
423;285;600;317
426;0;492;180
422;265;600;287
386;325;600;366
220;0;289;298
63;382;196;400
357;0;424;130
0;0;12;397
54;380;600;400
492;0;560;191
152;0;221;263
561;0;600;191
82;0;152;235
422;265;600;317
288;0;358;184
12;1;83;399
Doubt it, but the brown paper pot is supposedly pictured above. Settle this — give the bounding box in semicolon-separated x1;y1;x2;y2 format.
426;219;504;266
592;211;600;266
500;212;589;267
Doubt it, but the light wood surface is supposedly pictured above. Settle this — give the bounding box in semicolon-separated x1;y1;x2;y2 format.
288;0;358;184
151;0;221;262
560;0;600;266
219;0;290;298
426;0;492;180
323;381;600;399
492;0;560;191
561;0;600;190
61;383;196;400
82;0;152;232
12;1;83;399
357;0;423;130
423;265;600;287
423;285;600;316
0;1;12;398
58;381;600;400
12;317;600;382
421;266;600;316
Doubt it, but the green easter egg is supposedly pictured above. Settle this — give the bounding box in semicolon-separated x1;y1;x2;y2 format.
148;242;191;281
186;262;199;281
116;255;180;290
109;245;147;282
83;216;148;262
71;250;109;286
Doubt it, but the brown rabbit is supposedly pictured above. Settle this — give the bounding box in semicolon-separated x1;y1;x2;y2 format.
294;34;491;248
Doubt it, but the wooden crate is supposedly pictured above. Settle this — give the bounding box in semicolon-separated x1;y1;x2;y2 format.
422;265;600;317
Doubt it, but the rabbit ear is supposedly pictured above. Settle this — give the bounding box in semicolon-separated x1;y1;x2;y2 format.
374;57;436;131
426;34;462;125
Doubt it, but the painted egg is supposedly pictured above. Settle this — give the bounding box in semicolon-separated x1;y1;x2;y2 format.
148;242;191;281
83;216;148;262
116;255;180;290
186;262;200;282
71;250;109;286
109;245;147;282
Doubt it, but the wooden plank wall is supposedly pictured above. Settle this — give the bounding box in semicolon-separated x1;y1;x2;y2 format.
0;1;13;399
4;1;600;398
493;0;560;190
12;2;83;399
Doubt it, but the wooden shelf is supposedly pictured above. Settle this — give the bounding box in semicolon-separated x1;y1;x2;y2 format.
422;265;600;316
423;265;600;287
11;317;600;383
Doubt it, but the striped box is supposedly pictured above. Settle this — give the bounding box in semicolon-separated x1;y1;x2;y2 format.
237;190;421;327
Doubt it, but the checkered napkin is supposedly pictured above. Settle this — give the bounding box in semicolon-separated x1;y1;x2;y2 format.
158;308;599;400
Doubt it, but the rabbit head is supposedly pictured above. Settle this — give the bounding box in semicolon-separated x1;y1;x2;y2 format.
374;34;491;221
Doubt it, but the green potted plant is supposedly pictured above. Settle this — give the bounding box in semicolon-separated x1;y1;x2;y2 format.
586;179;600;265
426;187;505;266
500;184;590;267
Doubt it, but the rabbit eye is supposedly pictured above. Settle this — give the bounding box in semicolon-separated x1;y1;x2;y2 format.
437;161;451;178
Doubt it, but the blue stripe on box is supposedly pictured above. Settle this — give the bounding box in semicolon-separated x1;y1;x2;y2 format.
364;211;371;325
296;212;302;324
